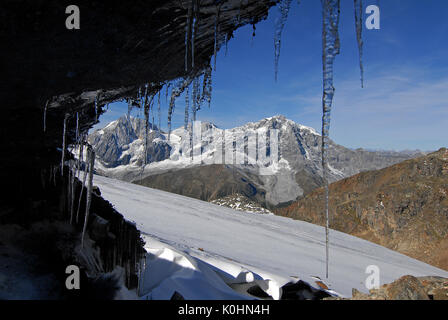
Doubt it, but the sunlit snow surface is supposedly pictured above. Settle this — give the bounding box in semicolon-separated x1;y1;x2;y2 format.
93;175;448;299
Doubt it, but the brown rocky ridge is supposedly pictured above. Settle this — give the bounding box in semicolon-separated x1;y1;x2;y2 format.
275;148;448;271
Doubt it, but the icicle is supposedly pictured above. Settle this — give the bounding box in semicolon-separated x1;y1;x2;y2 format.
76;140;87;224
167;78;194;140
206;69;213;108
61;113;69;176
184;85;190;129
152;96;155;131
94;95;99;122
143;83;149;106
77;136;84;180
158;91;161;132
69;159;76;225
321;0;341;279
224;33;229;56
251;23;256;47
213;7;221;71
354;0;364;88
185;1;192;72
143;85;151;167
127;99;133;120
81;145;95;248
274;0;292;82
165;83;171;104
201;66;213;108
67;159;72;214
191;0;199;70
53;164;57;186
43;100;48;133
75;112;79;143
192;77;200;121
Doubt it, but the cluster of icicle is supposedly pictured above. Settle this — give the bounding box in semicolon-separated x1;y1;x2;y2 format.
271;0;365;278
45;93;101;249
42;0;366;280
127;66;213;171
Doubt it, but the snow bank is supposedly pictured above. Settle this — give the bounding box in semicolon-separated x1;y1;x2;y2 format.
93;175;448;299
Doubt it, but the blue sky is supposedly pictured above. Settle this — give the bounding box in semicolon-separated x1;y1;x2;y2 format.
97;0;448;151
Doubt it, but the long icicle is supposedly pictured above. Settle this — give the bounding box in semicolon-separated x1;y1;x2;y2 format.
152;95;155;131
206;68;212;108
143;85;150;167
94;94;99;122
168;78;193;140
354;0;364;88
274;0;293;82
213;6;221;71
69;159;75;224
127;98;133;119
191;0;199;70
61;113;69;176
185;1;192;72
321;0;341;279
76;137;87;224
81;145;95;248
77;137;84;180
200;65;213;109
75;113;79;144
43;100;48;133
158;91;161;132
184;85;190;129
67;159;72;214
192;77;200;121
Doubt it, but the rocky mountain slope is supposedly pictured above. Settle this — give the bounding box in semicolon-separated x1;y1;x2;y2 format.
326;275;448;300
210;194;274;215
275;148;448;271
90;115;424;207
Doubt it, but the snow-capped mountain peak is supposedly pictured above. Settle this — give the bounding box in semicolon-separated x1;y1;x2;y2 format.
88;115;423;206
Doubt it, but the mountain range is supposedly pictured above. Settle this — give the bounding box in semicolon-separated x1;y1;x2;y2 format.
275;148;448;271
89;115;425;207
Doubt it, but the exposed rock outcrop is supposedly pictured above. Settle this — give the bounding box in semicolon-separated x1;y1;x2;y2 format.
326;275;448;300
276;148;448;271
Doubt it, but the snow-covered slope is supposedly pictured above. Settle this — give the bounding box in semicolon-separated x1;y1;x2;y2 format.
93;174;448;299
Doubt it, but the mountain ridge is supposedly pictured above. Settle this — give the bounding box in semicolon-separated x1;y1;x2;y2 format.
89;115;426;206
275;148;448;271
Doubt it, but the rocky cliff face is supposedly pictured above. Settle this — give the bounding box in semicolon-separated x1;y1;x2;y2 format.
90;115;424;206
275;148;448;271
